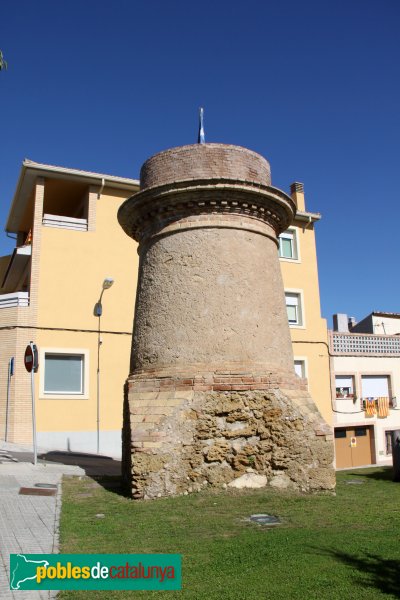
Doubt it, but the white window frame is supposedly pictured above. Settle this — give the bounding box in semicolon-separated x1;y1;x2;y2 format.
360;374;390;399
39;348;89;400
335;375;356;399
285;290;305;328
294;357;308;380
278;228;300;261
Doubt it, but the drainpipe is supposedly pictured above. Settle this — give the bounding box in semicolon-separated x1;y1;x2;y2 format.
97;178;105;199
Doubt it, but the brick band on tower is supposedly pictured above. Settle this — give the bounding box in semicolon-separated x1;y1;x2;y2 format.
118;143;335;499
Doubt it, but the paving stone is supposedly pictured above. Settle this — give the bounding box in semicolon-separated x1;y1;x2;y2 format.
0;442;85;600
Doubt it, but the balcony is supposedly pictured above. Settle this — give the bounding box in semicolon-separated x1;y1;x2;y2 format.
334;395;360;414
0;291;29;308
334;395;396;418
335;392;355;399
330;331;400;356
42;214;88;231
1;244;31;292
361;396;396;410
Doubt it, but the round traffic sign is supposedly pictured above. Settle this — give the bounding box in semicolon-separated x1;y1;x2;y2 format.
24;343;38;373
24;344;34;372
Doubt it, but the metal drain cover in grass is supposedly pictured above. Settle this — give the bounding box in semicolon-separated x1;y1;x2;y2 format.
34;483;58;489
250;514;281;526
345;480;365;485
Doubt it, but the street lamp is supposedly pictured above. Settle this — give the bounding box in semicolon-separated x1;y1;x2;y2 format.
95;278;114;454
94;278;114;317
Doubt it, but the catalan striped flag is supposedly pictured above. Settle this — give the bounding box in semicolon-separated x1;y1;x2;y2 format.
377;396;389;418
365;398;376;417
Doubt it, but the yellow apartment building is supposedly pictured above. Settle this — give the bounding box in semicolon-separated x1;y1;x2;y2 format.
0;161;139;456
0;161;331;458
281;182;332;425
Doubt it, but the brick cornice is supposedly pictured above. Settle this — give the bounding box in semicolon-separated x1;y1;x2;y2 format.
118;179;295;243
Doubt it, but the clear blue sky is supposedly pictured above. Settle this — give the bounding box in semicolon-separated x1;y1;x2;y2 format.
1;0;399;326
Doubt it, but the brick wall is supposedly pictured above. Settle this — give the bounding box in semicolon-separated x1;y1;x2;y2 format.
139;144;271;190
123;367;335;499
0;178;44;445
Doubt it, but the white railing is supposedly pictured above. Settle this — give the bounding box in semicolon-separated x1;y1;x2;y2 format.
334;397;362;413
0;291;29;308
334;395;396;415
330;331;400;356
42;214;88;231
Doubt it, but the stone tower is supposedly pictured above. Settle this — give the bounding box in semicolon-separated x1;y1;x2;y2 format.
118;143;335;499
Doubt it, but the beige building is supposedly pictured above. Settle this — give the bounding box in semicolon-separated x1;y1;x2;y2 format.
0;160;331;457
0;160;139;456
331;312;400;468
281;183;332;425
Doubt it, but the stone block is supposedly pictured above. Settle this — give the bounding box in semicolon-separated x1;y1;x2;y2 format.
269;472;291;489
228;473;268;489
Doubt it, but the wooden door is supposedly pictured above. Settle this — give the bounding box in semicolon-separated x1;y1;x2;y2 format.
334;426;375;468
335;428;352;468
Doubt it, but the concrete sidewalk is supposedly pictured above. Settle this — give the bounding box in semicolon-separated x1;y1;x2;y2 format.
0;441;120;599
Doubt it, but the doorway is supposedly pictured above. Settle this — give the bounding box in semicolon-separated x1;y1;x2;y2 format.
334;426;375;468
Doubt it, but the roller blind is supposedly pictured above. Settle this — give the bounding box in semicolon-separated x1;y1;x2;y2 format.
44;354;83;393
361;375;389;397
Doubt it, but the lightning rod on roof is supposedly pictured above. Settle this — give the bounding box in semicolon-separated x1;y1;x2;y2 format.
197;107;205;144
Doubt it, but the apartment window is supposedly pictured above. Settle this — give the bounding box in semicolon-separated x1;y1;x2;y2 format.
294;360;306;378
285;292;303;326
335;375;355;399
361;375;390;399
385;431;393;455
334;429;347;439
44;354;84;394
40;348;89;398
279;229;298;260
354;427;367;437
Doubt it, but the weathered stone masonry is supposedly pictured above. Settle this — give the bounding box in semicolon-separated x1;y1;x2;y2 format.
118;143;335;498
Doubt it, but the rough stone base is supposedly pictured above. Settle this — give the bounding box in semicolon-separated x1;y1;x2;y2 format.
122;370;335;498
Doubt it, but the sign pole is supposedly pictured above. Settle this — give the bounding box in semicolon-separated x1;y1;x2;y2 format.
31;366;37;466
5;357;13;442
25;342;38;466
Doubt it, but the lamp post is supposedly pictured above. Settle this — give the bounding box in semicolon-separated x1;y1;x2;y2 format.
95;278;114;454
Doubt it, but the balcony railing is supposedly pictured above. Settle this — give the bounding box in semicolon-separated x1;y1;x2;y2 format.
334;395;396;417
0;291;29;308
42;214;88;231
361;396;396;409
330;331;400;356
1;245;31;291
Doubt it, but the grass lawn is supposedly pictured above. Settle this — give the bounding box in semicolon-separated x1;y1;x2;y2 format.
59;468;399;600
